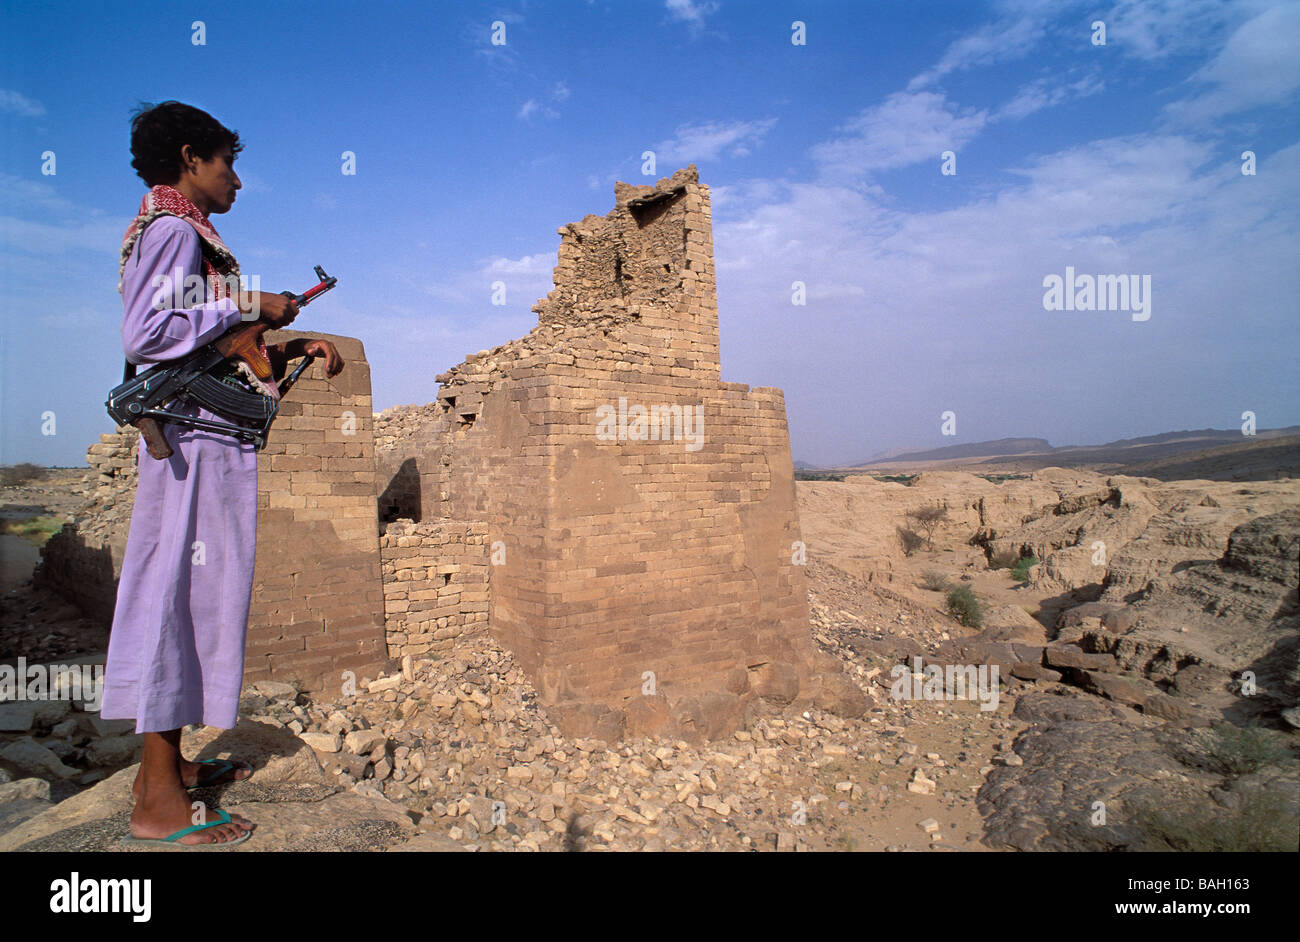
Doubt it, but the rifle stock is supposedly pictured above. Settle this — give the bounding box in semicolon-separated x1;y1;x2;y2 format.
136;415;173;459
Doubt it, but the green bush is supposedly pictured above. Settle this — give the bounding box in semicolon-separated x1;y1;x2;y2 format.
919;571;951;592
975;473;1032;484
945;585;984;628
0;463;48;486
0;515;66;546
1185;721;1297;776
1130;785;1299;852
874;474;918;486
794;470;846;481
897;527;925;557
1010;555;1040;582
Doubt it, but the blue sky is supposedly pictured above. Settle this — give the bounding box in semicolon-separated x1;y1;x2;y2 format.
2;0;1297;467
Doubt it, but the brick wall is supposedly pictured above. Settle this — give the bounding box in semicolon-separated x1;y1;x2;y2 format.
245;330;388;693
376;165;862;741
378;520;490;660
34;429;139;623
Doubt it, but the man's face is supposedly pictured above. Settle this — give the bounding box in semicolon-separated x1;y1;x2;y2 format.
188;143;241;214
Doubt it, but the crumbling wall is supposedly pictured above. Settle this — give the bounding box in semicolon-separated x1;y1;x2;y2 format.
376;165;864;741
39;331;389;694
35;429;138;623
379;520;490;660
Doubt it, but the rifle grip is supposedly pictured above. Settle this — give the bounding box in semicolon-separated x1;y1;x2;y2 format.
134;416;173;460
214;322;274;380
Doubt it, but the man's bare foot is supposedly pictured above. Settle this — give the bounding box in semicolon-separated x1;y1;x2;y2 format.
133;757;252;800
129;782;254;845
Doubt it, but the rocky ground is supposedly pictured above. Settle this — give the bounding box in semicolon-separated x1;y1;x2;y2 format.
0;612;1024;852
1;465;1297;851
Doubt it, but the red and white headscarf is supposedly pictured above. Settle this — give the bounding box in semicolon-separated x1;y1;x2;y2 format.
118;184;241;298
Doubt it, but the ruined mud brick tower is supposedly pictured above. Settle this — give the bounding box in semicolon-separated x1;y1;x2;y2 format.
379;165;862;741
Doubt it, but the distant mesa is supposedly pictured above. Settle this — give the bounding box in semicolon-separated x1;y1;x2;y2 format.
835;426;1300;481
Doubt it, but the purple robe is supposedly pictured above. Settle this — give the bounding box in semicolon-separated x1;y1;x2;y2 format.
100;215;263;733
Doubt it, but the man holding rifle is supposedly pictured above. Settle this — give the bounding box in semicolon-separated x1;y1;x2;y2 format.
100;101;343;847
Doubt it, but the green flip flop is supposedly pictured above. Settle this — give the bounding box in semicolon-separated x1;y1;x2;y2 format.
121;809;252;849
187;757;252;790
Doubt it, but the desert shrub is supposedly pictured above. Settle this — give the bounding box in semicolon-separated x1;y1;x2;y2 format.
0;515;66;546
945;585;984;628
907;505;949;549
0;463;48;486
897;527;925;557
975;473;1032;484
988;549;1018;570
919;571;951;592
1183;721;1297;776
874;474;918;486
1010;555;1040;582
1130;785;1299;852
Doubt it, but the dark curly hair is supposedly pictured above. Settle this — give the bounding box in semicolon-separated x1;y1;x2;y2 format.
129;100;243;187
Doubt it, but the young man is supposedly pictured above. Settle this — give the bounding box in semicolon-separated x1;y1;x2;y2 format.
101;101;344;846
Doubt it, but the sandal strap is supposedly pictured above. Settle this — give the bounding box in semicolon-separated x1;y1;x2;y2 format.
190;758;246;787
163;809;233;842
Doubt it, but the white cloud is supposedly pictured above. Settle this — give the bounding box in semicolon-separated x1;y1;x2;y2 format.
518;80;570;120
908;6;1052;90
0;214;126;254
1165;2;1300;123
403;251;557;311
0;90;45;117
1103;0;1252;60
716;142;1299;460
810;92;988;179
0;173;83;216
996;74;1105;121
484;252;554;276
664;0;720;34
653;118;777;165
468;12;526;74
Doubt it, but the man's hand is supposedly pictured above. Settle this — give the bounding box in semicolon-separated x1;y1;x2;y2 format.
302;339;345;377
235;291;299;327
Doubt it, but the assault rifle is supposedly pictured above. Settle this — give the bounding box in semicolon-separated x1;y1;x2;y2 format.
106;265;338;459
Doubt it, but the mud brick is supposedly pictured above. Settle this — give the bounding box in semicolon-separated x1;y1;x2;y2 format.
335;623;385;643
328;611;384;632
246;635;307;656
270;454;322;473
306;639;368;660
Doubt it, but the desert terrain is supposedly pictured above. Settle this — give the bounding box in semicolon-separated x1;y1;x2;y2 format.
1;440;1297;851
